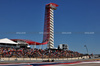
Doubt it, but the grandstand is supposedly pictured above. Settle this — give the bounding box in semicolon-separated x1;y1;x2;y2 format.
0;47;83;58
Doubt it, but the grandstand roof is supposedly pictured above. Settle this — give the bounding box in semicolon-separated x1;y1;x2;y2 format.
0;38;18;44
11;39;48;45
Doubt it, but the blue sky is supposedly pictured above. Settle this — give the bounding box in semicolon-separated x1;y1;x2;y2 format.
0;0;100;54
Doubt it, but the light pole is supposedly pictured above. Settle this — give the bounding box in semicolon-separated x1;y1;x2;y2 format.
84;45;88;54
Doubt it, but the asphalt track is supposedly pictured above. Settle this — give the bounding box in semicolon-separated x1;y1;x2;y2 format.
49;63;100;66
0;61;100;66
69;63;100;66
38;61;100;66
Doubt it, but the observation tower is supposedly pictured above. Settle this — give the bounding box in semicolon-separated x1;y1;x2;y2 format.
11;3;58;49
42;3;58;49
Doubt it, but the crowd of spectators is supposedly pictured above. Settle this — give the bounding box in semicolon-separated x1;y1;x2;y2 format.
0;47;83;58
